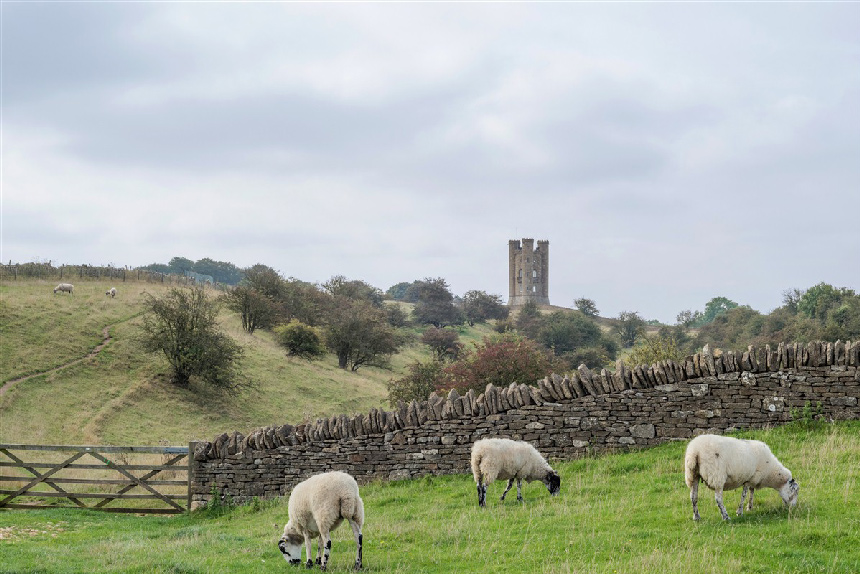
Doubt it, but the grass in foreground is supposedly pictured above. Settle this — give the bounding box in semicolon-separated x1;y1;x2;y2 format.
1;422;858;573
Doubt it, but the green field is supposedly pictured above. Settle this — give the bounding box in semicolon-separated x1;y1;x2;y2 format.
1;422;858;573
0;279;463;445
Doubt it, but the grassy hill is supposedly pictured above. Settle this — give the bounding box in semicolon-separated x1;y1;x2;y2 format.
1;422;858;573
0;279;495;445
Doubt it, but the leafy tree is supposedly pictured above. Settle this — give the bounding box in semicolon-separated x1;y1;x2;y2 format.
462;290;509;326
625;335;685;367
323;298;401;371
676;309;703;327
222;285;277;334
781;288;804;314
701;297;739;325
385;303;410;328
281;278;328;326
797;283;852;322
193;258;243;285
439;334;552;395
573;297;599;318
168;257;194;276
244;264;285;300
386;281;420;302
411;277;462;327
274;321;325;359
139;286;246;392
615;311;646;347
323;275;384;307
514;298;542;339
387;360;444;406
536;311;603;356
420;327;463;362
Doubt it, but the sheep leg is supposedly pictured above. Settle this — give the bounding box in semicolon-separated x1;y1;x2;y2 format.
516;479;523;502
303;533;315;569
500;479;514;501
748;488;755;511
690;481;700;521
477;480;487;507
737;485;748;517
715;489;730;520
319;531;332;572
315;536;322;565
349;519;363;571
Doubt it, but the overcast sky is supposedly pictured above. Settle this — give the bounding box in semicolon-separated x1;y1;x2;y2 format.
2;2;858;323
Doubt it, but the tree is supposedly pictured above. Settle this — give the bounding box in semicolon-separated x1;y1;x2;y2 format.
168;257;194;276
701;297;739;325
797;283;851;322
573;298;599;318
411;277;462;327
536;311;603;356
323;275;384;307
420;327;462;362
281;278;328;326
676;309;703;327
222;285;277;334
615;311;646;347
386;281;420;302
462;290;509;326
387;360;444;406
625;335;684;367
514;298;542;339
274;321;325;359
439;333;552;395
139;286;246;391
323;298;401;371
193;258;243;285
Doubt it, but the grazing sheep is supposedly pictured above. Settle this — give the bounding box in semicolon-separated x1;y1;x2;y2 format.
105;287;117;298
53;283;74;295
278;471;364;571
471;438;561;507
684;434;799;521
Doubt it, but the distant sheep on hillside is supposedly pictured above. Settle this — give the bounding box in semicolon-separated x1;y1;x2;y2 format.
53;283;74;295
684;434;799;521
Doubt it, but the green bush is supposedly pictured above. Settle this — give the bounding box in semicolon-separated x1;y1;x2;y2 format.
274;321;325;359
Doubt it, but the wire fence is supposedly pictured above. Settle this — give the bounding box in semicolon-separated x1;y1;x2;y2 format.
0;263;220;288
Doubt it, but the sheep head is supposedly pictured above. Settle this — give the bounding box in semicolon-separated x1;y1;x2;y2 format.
544;471;561;497
779;478;800;508
277;530;304;565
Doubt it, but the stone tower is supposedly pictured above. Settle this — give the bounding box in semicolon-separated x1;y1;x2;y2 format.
508;238;549;306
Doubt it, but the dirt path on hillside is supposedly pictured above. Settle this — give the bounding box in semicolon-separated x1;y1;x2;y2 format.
0;326;114;398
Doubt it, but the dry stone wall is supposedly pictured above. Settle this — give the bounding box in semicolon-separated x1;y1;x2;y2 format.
190;341;860;506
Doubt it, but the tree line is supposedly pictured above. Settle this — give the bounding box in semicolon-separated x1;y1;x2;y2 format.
137;262;859;406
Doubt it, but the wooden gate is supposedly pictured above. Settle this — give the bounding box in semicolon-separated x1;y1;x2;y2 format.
0;444;194;514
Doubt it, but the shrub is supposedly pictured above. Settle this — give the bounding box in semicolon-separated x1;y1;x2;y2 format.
274;321;325;359
139;286;247;392
387;360;444;406
439;333;552;395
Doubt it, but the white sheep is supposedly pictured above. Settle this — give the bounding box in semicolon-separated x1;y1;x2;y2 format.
684;434;799;521
278;471;364;571
470;438;561;507
105;287;117;298
53;283;74;295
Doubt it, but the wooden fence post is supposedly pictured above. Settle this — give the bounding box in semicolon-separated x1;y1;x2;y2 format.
187;441;197;513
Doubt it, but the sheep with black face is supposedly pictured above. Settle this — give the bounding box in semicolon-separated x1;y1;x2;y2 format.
684;434;799;521
278;471;364;571
471;438;561;507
